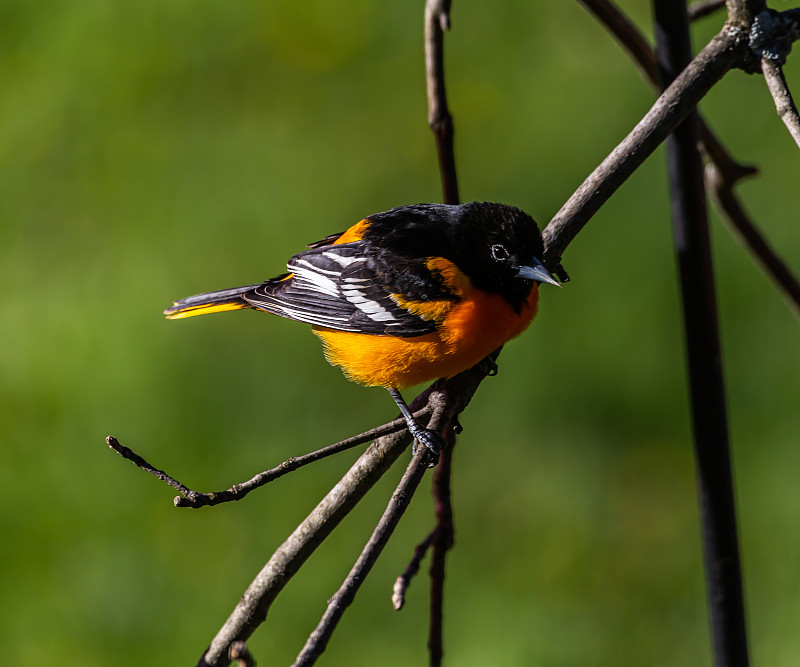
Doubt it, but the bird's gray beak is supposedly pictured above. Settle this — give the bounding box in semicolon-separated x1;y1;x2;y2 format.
516;257;561;287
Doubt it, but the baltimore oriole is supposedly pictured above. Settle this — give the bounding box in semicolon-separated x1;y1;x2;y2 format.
164;202;559;461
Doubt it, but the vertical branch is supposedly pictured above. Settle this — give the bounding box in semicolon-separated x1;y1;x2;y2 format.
427;428;455;667
543;26;742;264
425;0;460;205
292;447;435;667
653;2;750;667
424;2;460;665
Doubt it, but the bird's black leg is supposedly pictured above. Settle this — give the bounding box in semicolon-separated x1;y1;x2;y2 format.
386;387;445;466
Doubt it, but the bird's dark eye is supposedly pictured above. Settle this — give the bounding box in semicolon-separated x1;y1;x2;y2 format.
490;244;510;262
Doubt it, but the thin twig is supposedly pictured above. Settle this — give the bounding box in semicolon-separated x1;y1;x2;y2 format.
425;1;460;663
197;429;415;667
425;0;459;204
107;414;422;509
107;436;195;498
761;58;800;149
689;0;727;22
292;417;447;666
197;368;490;667
653;1;750;665
427;428;455;667
393;529;437;610
173;415;421;508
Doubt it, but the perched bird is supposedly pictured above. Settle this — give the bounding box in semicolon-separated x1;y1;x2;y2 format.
164;202;559;461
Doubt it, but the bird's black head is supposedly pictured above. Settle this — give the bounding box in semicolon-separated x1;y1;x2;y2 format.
364;202;558;310
446;202;559;310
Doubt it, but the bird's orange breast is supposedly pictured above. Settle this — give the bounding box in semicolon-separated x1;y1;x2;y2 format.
313;260;539;389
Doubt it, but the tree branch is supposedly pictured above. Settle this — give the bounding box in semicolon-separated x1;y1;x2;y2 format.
543;24;746;265
197;427;415;667
197;363;493;666
292;421;445;666
654;2;750;665
427;427;455;667
424;2;460;664
173;416;420;508
579;0;800;316
107;414;423;509
425;0;459;204
392;529;436;610
107;435;196;498
761;59;800;150
750;9;800;149
577;1;756;180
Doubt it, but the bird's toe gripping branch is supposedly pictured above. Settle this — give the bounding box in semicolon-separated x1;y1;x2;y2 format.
408;426;446;467
387;387;444;466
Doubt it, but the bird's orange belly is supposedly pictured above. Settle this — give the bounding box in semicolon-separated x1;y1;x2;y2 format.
313;286;539;389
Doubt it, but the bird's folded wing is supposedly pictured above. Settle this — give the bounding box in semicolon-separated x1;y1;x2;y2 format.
244;243;443;337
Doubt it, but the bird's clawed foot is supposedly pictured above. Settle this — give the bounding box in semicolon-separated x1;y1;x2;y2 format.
409;426;446;467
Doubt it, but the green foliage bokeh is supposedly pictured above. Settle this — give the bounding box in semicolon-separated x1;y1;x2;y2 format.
2;1;799;665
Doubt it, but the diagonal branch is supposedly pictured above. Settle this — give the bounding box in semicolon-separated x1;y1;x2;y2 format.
761;58;800;149
543;24;746;263
172;415;421;508
292;418;446;666
750;9;800;149
196;365;491;667
197;429;415;667
107;413;424;509
577;0;755;186
392;528;437;610
573;1;800;318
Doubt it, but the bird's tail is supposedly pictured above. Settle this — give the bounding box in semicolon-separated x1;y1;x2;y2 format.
163;284;261;319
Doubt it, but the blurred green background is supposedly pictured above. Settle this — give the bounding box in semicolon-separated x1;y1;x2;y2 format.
3;1;799;664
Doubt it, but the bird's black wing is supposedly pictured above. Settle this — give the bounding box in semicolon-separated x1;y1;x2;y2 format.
243;243;442;337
